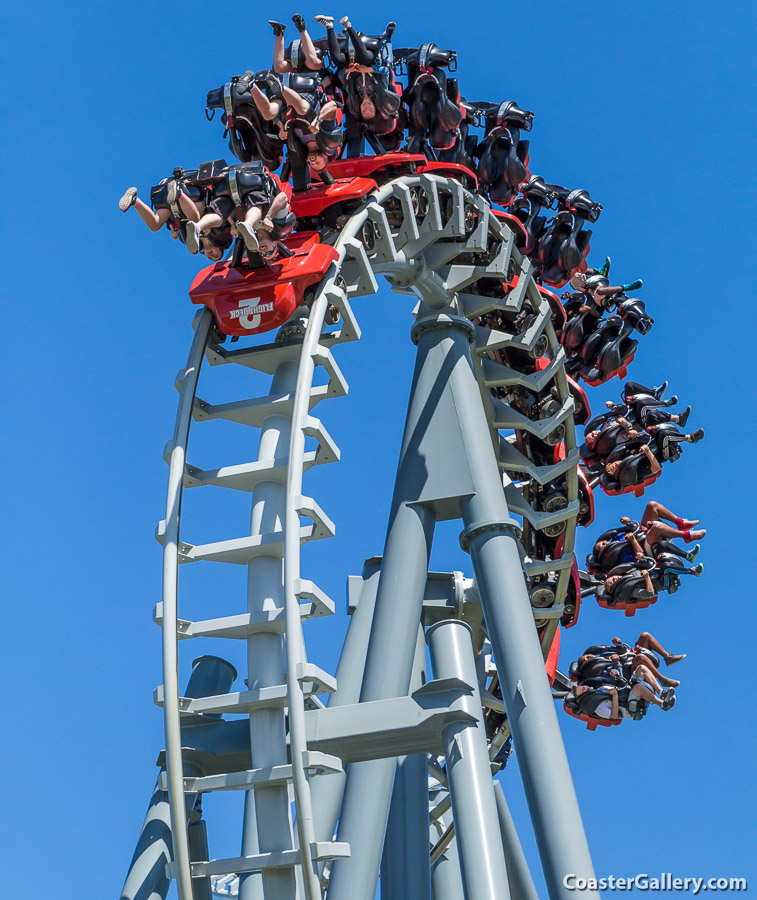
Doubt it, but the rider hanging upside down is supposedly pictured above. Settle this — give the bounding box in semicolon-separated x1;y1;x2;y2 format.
315;15;402;144
184;163;292;259
621;499;707;554
269;15;324;73
575;632;686;690
252;71;342;186
601;556;703;604
316;15;395;77
119;174;204;242
569;266;644;313
571;675;675;720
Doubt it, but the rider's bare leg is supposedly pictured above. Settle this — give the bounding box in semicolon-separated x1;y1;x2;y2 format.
272;31;295;73
251;85;284;120
641;500;699;529
281;85;312;117
195;212;225;234
293;15;323;69
178;192;204;223
133;199;170;232
636;632;686;667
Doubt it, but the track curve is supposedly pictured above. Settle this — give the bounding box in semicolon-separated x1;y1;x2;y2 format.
158;173;581;899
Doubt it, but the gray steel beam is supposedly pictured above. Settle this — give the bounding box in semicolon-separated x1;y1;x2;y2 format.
427;620;510;900
330;288;596;899
380;627;431;900
327;314;445;900
409;300;597;899
241;360;299;900
431;817;465;900
311;559;381;846
494;782;540;900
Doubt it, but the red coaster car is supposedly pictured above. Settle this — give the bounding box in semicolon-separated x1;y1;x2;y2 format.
563;700;622;731
290;176;378;226
537;285;567;335
189;233;338;337
600;468;661;499
596;593;658;617
326;152;478;189
326;152;427;184
492;210;528;249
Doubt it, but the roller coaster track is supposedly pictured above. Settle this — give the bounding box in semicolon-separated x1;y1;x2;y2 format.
152;173;584;900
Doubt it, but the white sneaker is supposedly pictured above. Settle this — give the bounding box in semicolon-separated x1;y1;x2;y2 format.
339;16;351;28
119;187;137;212
185;221;200;255
314;14;333;27
236;221;260;254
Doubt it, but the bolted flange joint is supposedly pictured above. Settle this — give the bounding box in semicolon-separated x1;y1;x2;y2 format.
459;518;522;553
411;314;476;346
384;253;426;288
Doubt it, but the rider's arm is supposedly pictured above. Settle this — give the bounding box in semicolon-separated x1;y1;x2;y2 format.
609;686;619;719
640;443;661;474
267;190;290;221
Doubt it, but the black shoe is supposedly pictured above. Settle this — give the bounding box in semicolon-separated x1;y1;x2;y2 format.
292;13;306;31
663;395;679;407
677;405;691;428
258;71;283;97
653;380;668;399
384;21;396;39
269;20;286;36
688;428;705;444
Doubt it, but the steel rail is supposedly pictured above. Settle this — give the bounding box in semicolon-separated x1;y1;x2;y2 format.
161;307;214;900
158;173;582;900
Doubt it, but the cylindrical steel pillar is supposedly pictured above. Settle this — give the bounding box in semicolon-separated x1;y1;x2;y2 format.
424;304;598;899
431;824;465;900
240;359;300;900
494;782;540;900
327;320;441;900
310;559;381;846
380;626;431;900
427;620;510;900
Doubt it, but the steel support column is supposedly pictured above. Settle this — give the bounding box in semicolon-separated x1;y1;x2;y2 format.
431;829;465;900
240;360;300;900
327;310;446;900
414;297;597;899
494;782;540;900
310;559;381;847
380;626;431;900
427;620;510;900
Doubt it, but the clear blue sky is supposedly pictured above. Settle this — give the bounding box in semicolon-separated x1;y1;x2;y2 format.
2;1;756;897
